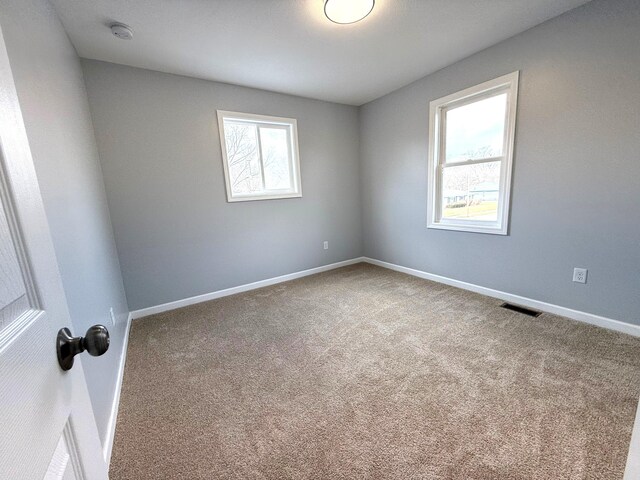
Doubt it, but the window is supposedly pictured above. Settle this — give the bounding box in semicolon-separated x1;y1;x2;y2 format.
427;72;519;235
217;111;302;202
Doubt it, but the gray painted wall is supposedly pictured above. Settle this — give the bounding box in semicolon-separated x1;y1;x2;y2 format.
359;0;640;324
0;0;129;446
81;60;362;311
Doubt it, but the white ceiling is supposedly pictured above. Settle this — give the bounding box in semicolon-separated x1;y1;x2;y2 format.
51;0;591;106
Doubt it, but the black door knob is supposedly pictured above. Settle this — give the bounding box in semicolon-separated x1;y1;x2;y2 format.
57;324;110;371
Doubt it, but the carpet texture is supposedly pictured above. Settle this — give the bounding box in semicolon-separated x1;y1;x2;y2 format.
110;264;640;479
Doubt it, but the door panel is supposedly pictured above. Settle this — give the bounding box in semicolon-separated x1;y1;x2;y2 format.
0;193;29;330
0;147;34;339
0;23;107;480
44;421;82;480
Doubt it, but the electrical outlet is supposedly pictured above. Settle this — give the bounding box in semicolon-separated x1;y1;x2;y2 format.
572;268;588;284
323;241;329;250
109;307;116;326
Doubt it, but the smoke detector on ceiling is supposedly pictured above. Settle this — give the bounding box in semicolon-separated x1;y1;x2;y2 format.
110;23;134;40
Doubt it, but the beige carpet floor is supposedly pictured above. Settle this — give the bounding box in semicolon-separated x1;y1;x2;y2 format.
110;263;640;479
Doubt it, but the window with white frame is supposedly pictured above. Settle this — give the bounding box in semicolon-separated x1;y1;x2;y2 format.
427;72;519;235
217;111;302;202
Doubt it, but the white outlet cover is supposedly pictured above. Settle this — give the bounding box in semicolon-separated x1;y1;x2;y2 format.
323;241;329;250
572;268;588;284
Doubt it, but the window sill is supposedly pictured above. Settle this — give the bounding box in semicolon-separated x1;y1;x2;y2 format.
227;192;302;203
427;221;507;235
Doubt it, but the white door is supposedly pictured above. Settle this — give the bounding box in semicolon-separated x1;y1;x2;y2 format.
0;25;108;480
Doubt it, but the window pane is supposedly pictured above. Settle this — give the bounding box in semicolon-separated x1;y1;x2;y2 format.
259;127;292;190
441;161;501;221
445;93;507;163
223;121;263;195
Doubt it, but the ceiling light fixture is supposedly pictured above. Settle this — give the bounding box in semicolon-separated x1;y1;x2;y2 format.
324;0;375;25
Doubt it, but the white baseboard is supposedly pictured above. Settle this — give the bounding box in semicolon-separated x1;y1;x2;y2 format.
102;312;133;465
130;257;366;320
130;255;639;337
362;257;640;337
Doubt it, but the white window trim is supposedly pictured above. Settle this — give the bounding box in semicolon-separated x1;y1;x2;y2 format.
217;110;303;202
427;71;519;235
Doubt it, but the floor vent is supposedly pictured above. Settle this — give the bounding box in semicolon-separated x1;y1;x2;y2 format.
500;303;542;317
